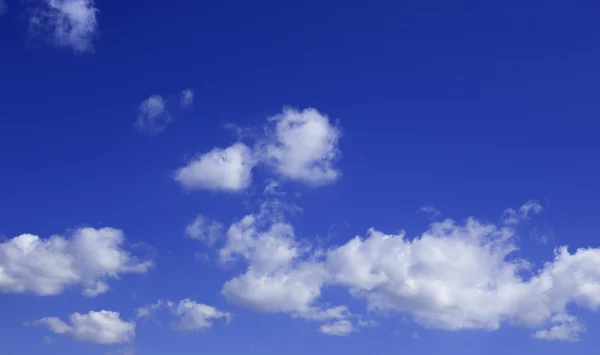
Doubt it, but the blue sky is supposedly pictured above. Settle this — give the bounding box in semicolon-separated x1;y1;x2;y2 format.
1;0;599;354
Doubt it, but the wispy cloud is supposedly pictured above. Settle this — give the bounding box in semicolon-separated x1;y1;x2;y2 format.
29;0;99;53
136;95;172;133
419;204;442;217
180;89;195;107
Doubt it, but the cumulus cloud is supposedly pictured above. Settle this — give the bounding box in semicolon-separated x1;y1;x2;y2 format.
173;107;341;192
0;227;152;297
259;108;341;184
218;206;352;334
136;95;171;133
27;310;135;344
180;89;195;107
136;299;231;332
29;0;99;53
174;143;256;191
185;215;223;245
216;199;600;340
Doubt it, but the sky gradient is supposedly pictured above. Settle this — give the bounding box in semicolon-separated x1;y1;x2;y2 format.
1;1;599;355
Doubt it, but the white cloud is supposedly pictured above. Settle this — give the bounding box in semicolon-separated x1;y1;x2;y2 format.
259;108;341;184
185;215;223;245
136;299;231;332
218;208;352;333
320;319;354;336
136;95;171;133
174;143;256;191
180;89;195;107
0;227;152;296
217;200;600;340
82;281;109;297
29;0;99;53
533;314;585;342
27;310;135;344
174;107;341;192
173;299;232;331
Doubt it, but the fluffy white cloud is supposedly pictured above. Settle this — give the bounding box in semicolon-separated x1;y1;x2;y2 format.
259;108;341;184
174;143;256;191
136;299;231;332
136;95;171;133
180;89;195;107
216;200;600;341
320;320;354;336
0;227;152;296
174;107;341;192
27;310;135;344
218;210;351;333
29;0;98;53
185;215;223;245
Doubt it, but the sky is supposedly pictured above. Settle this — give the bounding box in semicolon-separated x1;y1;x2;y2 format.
1;0;600;354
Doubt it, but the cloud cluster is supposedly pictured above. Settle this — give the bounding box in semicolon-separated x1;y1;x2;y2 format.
27;310;135;344
29;0;99;53
174;108;341;192
0;227;152;297
136;299;231;332
208;200;600;341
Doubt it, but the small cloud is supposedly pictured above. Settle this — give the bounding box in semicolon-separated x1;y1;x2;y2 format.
136;95;171;133
532;314;584;342
185;215;223;245
419;204;441;217
136;299;231;332
43;336;52;344
503;200;543;225
180;89;195;108
174;143;256;191
263;180;285;196
82;281;109;297
411;332;419;339
26;310;135;345
28;0;99;53
0;0;7;15
319;320;354;336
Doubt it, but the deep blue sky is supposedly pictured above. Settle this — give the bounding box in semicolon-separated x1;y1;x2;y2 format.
1;1;599;354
